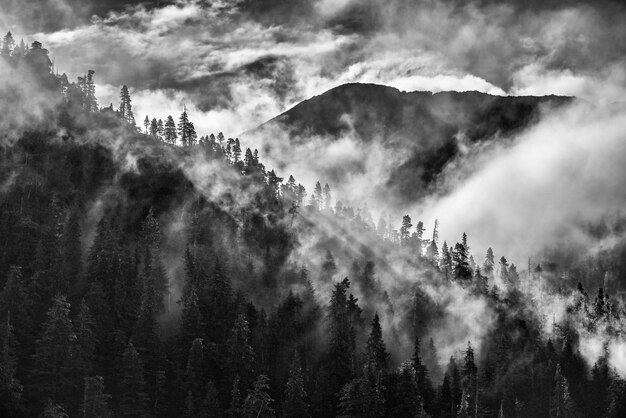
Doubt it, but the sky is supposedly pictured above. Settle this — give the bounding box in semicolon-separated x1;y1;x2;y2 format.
2;0;626;137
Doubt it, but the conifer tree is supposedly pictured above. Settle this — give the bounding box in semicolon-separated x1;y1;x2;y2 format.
425;220;439;265
1;32;15;56
150;118;159;137
0;314;21;416
412;336;434;412
31;295;76;408
119;85;135;126
144;116;150;134
0;267;33;362
440;241;452;280
499;257;509;284
185;338;206;410
228;376;242;418
310;182;323;210
400;215;413;247
550;364;574;418
327;278;356;403
197;380;222;417
118;343;150;418
483;248;495;276
157;119;164;139
242;375;275;418
323;184;331;210
164;115;178;145
84;70;98;112
226;314;255;389
81;376;111;418
366;313;389;373
61;208;82;296
282;354;309;418
73;300;96;380
452;242;472;281
178;108;197;146
462;342;477;417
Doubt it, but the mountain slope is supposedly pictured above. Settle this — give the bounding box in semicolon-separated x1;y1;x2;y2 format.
249;83;573;203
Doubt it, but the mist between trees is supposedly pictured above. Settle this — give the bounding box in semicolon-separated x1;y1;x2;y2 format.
2;33;626;418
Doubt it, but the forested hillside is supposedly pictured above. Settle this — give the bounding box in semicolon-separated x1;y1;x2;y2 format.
248;83;572;203
2;32;626;418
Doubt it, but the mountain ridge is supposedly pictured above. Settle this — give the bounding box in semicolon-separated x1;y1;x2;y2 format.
247;82;574;204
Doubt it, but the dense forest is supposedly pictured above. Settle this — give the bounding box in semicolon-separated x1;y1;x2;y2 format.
2;32;626;418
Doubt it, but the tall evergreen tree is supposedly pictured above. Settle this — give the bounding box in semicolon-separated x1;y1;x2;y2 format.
81;376;112;418
400;215;413;247
0;314;22;416
226;314;255;389
164;115;178;145
118;343;150;418
119;85;135;127
31;295;77;409
483;248;495;276
242;375;275;418
1;32;15;56
366;313;389;373
282;354;309;418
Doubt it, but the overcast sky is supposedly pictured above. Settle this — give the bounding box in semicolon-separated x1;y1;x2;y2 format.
2;0;625;136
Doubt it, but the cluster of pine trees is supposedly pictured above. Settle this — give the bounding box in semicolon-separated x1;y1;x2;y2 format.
2;34;626;418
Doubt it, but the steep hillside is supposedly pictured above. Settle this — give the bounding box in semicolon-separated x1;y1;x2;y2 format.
250;83;572;202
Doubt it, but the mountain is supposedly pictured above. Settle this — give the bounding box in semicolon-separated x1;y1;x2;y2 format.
249;83;572;203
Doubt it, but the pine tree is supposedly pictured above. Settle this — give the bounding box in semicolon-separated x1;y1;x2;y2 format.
178;108;197;146
499;257;509;285
326;278;356;405
400;215;413;247
31;295;77;408
233;138;242;165
150;118;159;137
0;267;34;364
73;300;96;380
440;241;452;280
323;184;331;210
198;380;222;417
366;313;389;373
157;119;164;140
1;32;15;56
282;354;309;418
412;336;434;412
483;248;495;276
61;208;82;297
185;338;206;410
119;85;135;126
144;116;150;134
242;375;275;418
228;376;242;418
81;376;112;418
462;342;477;417
84;70;98;112
0;314;22;416
164;115;178;145
118;343;150;418
550;364;574;418
226;314;255;389
425;220;439;265
311;182;323;210
452;242;472;281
